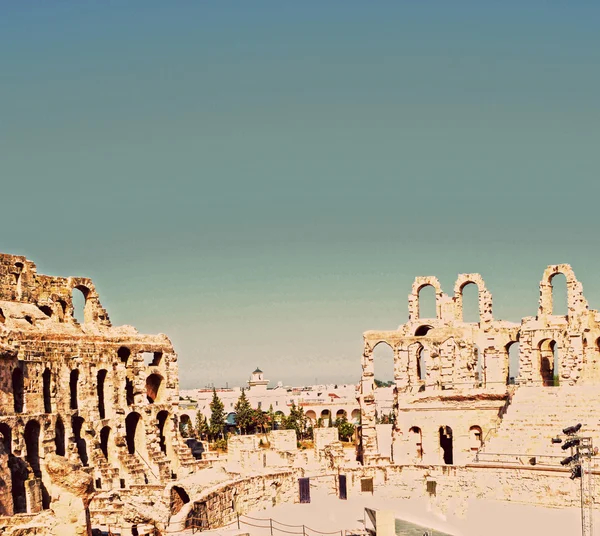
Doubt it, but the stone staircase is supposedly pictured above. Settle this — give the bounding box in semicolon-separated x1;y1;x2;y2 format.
478;385;600;462
118;452;151;486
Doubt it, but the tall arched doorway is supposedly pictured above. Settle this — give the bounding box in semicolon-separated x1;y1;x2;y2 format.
439;425;453;465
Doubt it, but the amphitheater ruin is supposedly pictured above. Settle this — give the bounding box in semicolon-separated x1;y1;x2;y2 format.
1;252;599;535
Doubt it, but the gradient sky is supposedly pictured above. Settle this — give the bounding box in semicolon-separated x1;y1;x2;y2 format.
1;2;599;389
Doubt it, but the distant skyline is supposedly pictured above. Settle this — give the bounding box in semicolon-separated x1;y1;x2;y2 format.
2;3;599;389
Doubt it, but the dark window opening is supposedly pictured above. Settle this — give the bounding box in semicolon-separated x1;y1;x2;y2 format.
55;417;65;456
24;420;41;477
118;346;131;364
157;411;169;454
439;425;453;465
13;367;24;414
43;368;52;413
125;412;141;455
71;416;88;466
0;307;5;323
146;373;163;404
70;369;79;410
97;369;107;419
126;378;135;406
414;325;433;337
100;426;110;460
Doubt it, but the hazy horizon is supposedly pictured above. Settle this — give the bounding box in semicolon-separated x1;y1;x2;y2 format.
2;2;599;389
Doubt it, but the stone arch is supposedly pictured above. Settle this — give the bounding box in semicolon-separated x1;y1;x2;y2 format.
305;410;317;424
125;378;134;406
125;412;143;455
335;409;347;421
71;415;88;466
539;339;559;386
453;274;493;324
320;409;331;425
506;340;520;384
12;366;24;414
97;369;108;419
157;410;169;455
55;416;65;456
43;368;52;413
538;264;588;318
439;425;453;465
146;373;164;404
414;325;433;336
24;420;41;477
408;426;423;461
118;346;131;364
409;277;443;321
170;485;190;516
71;285;90;324
70;369;79;410
371;341;395;388
469;425;483;452
351;408;361;425
179;414;193;438
100;426;111;461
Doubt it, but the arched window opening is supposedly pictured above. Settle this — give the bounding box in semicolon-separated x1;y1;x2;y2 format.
418;285;437;319
146;373;163;404
170;486;190;516
71;416;88;466
24;420;41;477
100;426;111;461
320;409;331;426
596;337;600;353
118;346;131;364
409;426;423;461
8;423;27;513
157;411;169;455
539;340;558;386
14;263;24;300
13;366;24;414
55;417;65;456
373;342;394;389
38;305;52;318
439;425;453;465
550;273;568;316
70;369;79;410
469;426;483;452
305;410;317;425
126;378;135;406
43;368;52;413
414;325;433;337
416;345;427;382
97;369;107;419
461;283;480;324
351;409;361;425
507;341;520;384
179;414;192;438
125;412;142;455
72;286;89;324
336;409;347;422
151;352;163;366
58;300;67;322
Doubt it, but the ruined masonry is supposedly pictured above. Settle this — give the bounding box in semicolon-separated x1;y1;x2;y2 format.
0;253;196;524
359;264;600;465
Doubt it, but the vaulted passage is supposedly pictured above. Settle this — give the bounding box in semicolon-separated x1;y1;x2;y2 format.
72;416;88;466
125;412;142;455
55;417;65;456
70;369;79;410
439;425;453;465
13;367;24;414
157;410;169;454
97;369;107;419
100;426;111;461
146;374;163;404
24;420;41;477
43;368;52;413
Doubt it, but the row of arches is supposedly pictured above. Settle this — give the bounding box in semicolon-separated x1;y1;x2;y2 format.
402;425;483;465
10;365;166;416
414;272;570;322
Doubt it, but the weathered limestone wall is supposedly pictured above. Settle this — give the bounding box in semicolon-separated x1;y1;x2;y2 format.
314;428;339;453
268;430;297;452
0;252;194;519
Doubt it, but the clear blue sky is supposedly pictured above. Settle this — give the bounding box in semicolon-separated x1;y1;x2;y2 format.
1;2;599;388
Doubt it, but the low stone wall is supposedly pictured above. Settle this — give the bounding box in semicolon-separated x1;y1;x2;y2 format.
268;430;297;452
314;428;338;453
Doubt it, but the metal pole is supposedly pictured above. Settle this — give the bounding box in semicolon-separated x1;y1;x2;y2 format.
237;512;240;530
302;525;306;536
270;518;273;536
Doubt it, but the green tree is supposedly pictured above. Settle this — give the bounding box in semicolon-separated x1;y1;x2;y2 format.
334;415;355;442
209;388;226;441
195;411;209;440
234;389;254;435
283;402;307;440
266;404;276;432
